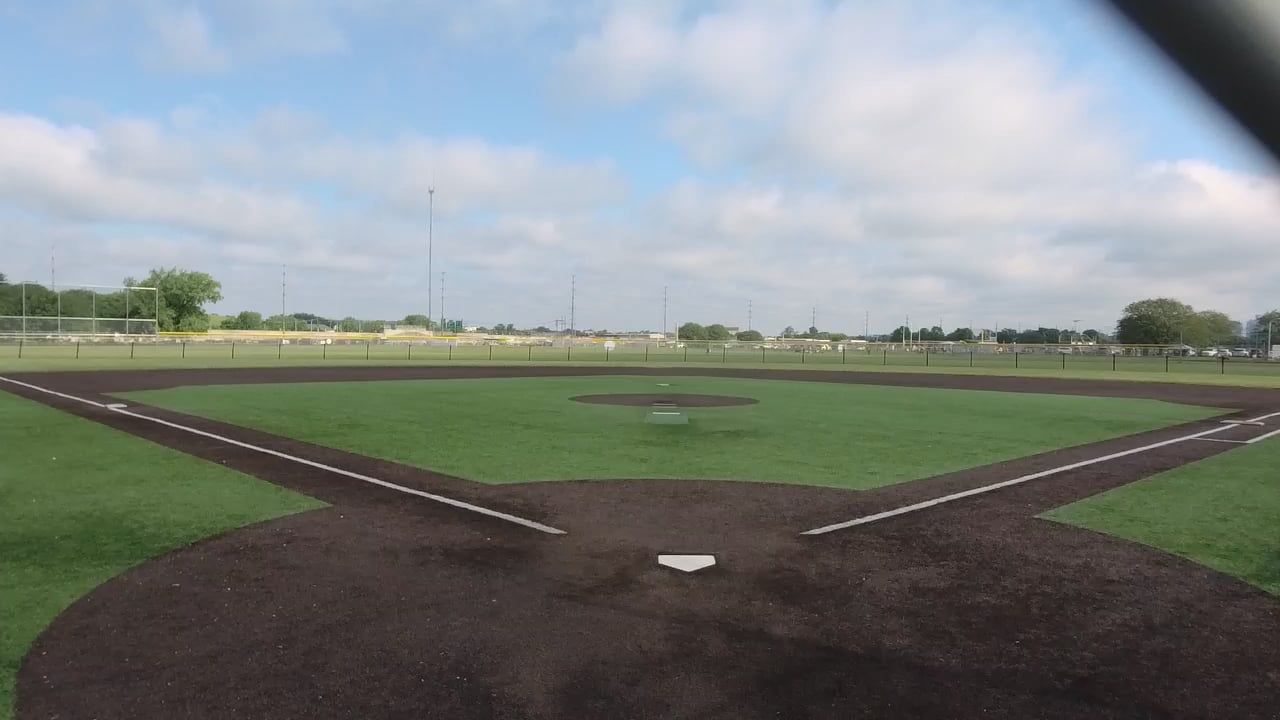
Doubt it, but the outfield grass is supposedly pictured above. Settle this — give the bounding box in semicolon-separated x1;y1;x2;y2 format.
1044;439;1280;596
121;375;1220;489
5;341;1280;388
0;392;324;720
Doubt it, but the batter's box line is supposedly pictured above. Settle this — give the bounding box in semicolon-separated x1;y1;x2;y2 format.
801;410;1280;535
0;375;567;536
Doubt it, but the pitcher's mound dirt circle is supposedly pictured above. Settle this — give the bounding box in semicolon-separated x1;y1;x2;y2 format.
571;393;759;407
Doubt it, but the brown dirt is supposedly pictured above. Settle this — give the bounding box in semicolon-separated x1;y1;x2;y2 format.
5;366;1280;720
571;392;759;407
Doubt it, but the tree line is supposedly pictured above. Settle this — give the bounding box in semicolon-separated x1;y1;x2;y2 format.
4;271;1274;346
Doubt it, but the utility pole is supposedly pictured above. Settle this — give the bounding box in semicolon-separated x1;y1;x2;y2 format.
281;264;287;333
439;271;446;332
52;243;60;334
864;310;869;340
428;186;435;322
570;274;576;338
748;299;752;331
663;286;668;338
812;306;817;331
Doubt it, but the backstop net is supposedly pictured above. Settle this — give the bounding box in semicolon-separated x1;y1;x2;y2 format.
0;281;160;337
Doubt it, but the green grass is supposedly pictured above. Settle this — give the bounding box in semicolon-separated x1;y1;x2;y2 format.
1044;438;1280;596
0;392;324;720
5;341;1280;388
121;375;1220;489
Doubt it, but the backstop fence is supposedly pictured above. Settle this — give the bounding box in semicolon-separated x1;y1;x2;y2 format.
0;282;159;337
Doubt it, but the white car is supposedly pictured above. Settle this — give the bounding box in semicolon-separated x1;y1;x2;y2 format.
1201;348;1218;357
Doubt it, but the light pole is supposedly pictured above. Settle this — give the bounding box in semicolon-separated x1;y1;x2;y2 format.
428;187;435;324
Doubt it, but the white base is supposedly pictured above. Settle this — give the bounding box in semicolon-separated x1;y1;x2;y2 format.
658;554;716;572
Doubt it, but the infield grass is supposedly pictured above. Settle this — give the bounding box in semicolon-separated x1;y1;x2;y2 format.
1045;438;1280;596
0;392;324;720
120;375;1221;489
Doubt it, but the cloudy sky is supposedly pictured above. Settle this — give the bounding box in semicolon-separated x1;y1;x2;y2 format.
2;0;1278;334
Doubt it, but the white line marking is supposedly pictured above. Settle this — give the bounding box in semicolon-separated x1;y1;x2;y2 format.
105;403;128;409
0;376;105;407
1246;428;1280;444
1192;437;1249;444
801;411;1280;535
651;411;683;415
0;375;566;535
1220;419;1264;426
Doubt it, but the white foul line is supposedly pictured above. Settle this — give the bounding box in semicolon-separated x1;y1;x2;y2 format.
1246;427;1280;444
801;410;1280;536
0;376;566;536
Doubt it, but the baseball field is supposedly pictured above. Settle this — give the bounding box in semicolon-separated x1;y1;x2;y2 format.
2;361;1278;719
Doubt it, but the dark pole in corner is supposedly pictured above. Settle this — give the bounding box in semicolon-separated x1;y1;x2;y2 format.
1103;0;1280;167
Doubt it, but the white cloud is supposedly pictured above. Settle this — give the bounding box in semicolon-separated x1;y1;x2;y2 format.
143;6;228;73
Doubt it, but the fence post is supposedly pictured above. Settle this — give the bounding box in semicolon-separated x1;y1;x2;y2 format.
231;342;235;359
969;350;973;367
1061;352;1065;370
528;346;532;361
722;345;726;363
449;344;453;361
131;342;135;359
567;346;571;361
17;339;21;359
645;346;649;362
883;348;887;365
408;344;412;361
1112;354;1116;371
802;350;806;364
762;347;766;363
366;342;370;360
489;345;493;361
1165;355;1169;373
181;342;186;359
1221;356;1226;374
925;348;929;367
324;344;327;360
1015;351;1019;369
75;342;80;359
278;339;282;360
684;346;688;362
842;347;846;364
606;347;610;362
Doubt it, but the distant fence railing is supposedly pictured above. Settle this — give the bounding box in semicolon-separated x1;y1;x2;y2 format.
2;334;1278;376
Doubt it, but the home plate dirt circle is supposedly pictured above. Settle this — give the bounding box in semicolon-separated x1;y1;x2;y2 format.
571;393;759;407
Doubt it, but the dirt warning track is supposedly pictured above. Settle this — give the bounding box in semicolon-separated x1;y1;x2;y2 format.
5;366;1280;720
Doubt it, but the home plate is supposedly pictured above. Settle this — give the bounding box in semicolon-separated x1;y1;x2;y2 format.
105;403;128;409
658;554;716;572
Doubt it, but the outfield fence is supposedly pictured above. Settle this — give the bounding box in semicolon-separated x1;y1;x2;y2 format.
3;334;1280;377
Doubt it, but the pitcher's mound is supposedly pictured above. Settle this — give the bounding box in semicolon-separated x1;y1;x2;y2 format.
571;393;758;407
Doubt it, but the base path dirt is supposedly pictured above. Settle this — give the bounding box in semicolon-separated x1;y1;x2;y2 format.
5;366;1280;720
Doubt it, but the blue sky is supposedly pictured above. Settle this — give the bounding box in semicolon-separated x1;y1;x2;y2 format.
2;0;1277;333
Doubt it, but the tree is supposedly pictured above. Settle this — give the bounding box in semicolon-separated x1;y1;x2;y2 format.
1249;310;1280;349
137;268;222;332
705;323;732;341
0;272;6;283
401;314;435;329
1114;298;1197;345
1195;310;1241;346
946;327;975;342
534;326;552;333
678;322;708;340
828;332;849;342
781;326;797;338
996;328;1018;344
223;311;264;330
890;326;911;343
736;329;763;341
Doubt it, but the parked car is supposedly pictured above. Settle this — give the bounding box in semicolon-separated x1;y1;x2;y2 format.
1233;348;1250;358
1201;348;1218;357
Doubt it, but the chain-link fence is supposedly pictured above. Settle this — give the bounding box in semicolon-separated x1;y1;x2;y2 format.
2;333;1278;377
